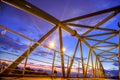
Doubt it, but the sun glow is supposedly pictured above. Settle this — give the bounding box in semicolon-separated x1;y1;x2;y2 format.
49;41;55;48
62;47;66;52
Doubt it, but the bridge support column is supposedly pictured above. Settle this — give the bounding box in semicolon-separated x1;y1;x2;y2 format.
1;26;57;73
94;57;97;77
79;41;85;77
78;61;80;77
52;51;56;76
85;48;92;77
67;56;69;74
91;52;94;77
118;22;120;80
67;40;79;77
59;27;65;77
22;41;32;75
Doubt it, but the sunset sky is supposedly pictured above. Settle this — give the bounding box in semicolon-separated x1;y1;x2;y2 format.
0;0;120;76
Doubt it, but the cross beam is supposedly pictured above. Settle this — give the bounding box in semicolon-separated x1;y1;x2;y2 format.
2;0;119;78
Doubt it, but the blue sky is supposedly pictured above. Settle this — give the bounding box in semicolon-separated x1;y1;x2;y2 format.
0;0;120;76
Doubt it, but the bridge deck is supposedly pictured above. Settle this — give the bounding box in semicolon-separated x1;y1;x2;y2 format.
1;77;117;80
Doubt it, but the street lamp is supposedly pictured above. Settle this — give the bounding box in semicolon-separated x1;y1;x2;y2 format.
49;41;55;48
62;47;66;52
49;41;66;53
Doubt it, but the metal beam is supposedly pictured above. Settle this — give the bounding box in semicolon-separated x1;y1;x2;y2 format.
95;45;118;48
100;56;117;62
67;56;70;74
82;12;118;36
0;25;33;41
2;0;59;25
80;39;106;77
79;39;106;77
67;23;117;32
94;57;97;77
22;41;32;75
91;53;94;77
58;27;65;77
0;25;61;53
2;0;110;77
84;31;118;38
2;26;57;73
79;40;85;77
85;48;92;77
67;39;79;77
1;0;77;36
78;61;80;77
62;6;120;23
93;50;106;77
96;46;118;55
118;25;120;79
85;37;117;45
67;40;79;77
52;51;56;76
93;33;118;47
101;61;118;62
98;53;118;56
95;59;99;77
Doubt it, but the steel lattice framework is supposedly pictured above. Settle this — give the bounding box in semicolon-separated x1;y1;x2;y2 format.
0;0;120;79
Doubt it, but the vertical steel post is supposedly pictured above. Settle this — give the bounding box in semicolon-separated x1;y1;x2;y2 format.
85;48;92;77
22;41;32;75
98;62;100;78
95;59;98;77
78;61;80;77
94;57;97;77
2;26;57;73
93;50;106;78
79;40;85;77
91;52;94;77
96;60;99;77
80;38;105;78
22;48;30;75
52;51;56;76
2;1;119;77
118;22;120;79
67;56;69;74
59;27;65;77
67;40;79;77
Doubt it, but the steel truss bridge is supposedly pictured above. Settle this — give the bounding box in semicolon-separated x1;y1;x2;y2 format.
0;0;120;79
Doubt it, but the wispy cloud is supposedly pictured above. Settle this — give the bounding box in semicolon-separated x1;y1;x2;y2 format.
0;34;28;50
113;62;118;66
